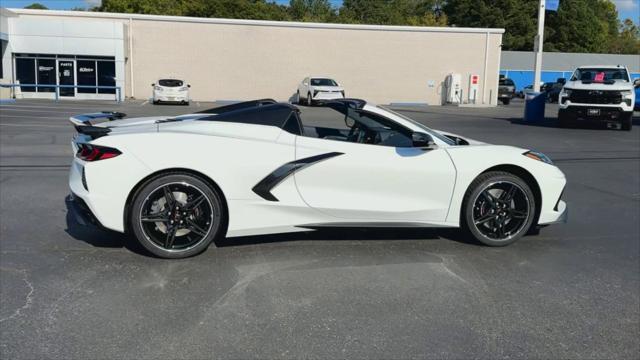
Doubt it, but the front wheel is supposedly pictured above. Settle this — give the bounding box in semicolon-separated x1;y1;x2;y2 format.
621;113;632;131
461;171;536;246
307;92;313;106
129;173;225;258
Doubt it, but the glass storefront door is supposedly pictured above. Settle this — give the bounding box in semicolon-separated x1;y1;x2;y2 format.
58;60;75;97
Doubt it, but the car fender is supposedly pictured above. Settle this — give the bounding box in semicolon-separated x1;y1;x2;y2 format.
444;145;566;225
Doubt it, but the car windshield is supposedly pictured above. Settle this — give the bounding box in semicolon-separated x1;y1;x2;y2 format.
380;107;456;145
311;78;338;86
571;68;629;82
158;79;184;87
499;79;515;86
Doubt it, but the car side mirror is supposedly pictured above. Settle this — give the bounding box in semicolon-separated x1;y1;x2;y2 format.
412;132;435;149
634;78;640;88
151;83;155;86
557;78;566;85
187;84;191;88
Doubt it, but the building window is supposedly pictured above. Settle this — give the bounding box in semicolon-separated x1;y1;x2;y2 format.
15;58;36;92
97;61;115;94
77;60;97;94
37;59;56;92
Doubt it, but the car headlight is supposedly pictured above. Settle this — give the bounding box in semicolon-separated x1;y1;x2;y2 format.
154;86;163;92
560;88;572;96
621;90;633;98
524;151;553;165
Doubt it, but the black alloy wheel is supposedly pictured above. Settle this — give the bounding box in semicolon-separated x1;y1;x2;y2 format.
131;173;224;258
462;171;536;246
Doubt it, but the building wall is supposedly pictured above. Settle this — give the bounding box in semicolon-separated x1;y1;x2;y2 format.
128;20;503;105
6;12;125;99
7;9;504;105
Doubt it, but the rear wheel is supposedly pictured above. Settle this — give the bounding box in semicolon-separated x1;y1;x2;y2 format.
501;98;510;105
461;171;536;246
130;173;225;258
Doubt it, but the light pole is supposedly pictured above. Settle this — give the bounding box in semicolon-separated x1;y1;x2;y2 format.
533;0;545;92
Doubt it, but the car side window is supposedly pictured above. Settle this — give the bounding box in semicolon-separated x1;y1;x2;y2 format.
344;108;413;148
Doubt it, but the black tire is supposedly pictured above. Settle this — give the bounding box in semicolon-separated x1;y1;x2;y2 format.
129;172;225;258
152;100;159;105
558;111;572;128
296;91;302;105
307;92;313;106
501;98;510;105
461;171;536;247
621;114;632;131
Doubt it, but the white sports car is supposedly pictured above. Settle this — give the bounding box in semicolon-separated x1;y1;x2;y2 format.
68;99;567;258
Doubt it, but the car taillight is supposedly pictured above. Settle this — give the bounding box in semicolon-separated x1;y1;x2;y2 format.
76;144;121;161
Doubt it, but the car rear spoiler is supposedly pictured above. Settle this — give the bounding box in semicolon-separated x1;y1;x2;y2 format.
69;111;126;127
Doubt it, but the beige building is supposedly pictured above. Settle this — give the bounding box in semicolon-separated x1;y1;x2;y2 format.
1;8;504;105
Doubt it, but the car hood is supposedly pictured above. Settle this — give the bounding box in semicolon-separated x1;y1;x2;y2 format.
564;80;633;91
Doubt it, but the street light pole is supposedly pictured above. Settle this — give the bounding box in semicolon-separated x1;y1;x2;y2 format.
533;0;545;92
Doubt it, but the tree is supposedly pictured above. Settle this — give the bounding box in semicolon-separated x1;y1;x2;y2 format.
99;0;290;20
544;0;620;53
289;0;336;22
24;3;48;9
444;0;538;51
339;0;445;26
609;18;640;54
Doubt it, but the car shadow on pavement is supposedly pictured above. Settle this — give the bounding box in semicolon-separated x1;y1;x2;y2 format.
215;227;478;248
64;197;479;256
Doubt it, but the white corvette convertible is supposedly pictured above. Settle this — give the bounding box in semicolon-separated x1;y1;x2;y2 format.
68;99;567;258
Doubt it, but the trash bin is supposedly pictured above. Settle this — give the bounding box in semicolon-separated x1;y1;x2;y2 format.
524;92;546;122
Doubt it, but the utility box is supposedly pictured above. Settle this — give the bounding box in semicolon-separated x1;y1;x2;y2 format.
468;74;480;103
444;73;462;104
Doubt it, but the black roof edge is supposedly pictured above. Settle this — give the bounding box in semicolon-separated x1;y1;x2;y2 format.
196;98;278;114
315;98;367;109
75;125;112;139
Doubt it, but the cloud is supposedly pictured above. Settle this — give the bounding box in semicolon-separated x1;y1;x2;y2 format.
84;0;102;7
612;0;639;11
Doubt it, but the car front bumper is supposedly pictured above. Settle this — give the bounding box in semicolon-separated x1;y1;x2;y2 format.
539;200;568;225
312;92;345;101
559;106;632;123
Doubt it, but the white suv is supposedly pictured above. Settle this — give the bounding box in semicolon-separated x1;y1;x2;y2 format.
297;77;345;106
152;79;190;105
558;65;637;130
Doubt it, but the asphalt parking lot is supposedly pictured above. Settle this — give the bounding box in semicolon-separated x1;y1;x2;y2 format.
1;99;638;359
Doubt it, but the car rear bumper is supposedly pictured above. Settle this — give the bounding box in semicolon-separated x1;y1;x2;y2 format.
153;92;189;102
67;192;103;228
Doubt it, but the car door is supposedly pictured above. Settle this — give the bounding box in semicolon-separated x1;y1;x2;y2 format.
293;109;456;223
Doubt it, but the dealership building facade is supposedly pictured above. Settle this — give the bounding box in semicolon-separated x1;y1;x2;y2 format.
1;8;504;105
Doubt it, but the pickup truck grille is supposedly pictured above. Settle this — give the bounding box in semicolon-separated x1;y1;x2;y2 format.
569;90;622;104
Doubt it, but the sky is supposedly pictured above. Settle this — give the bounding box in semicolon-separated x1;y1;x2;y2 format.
1;0;638;23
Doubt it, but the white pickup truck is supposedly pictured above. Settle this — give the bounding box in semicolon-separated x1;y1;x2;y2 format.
558;65;638;130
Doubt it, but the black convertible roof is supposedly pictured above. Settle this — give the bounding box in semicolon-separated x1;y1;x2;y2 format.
201;102;299;130
197;99;277;114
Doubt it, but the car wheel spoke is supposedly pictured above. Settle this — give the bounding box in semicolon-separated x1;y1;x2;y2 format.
184;194;205;211
164;226;177;249
511;209;528;219
500;184;517;202
186;219;208;237
475;213;496;225
163;186;175;208
141;213;169;223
